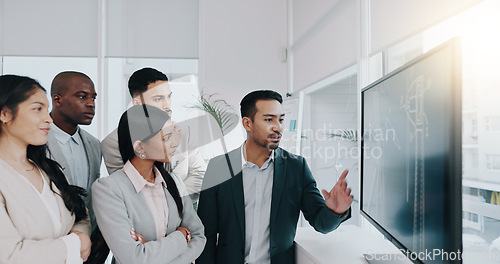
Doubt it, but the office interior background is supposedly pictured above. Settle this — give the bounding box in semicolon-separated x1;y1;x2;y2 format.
1;0;499;261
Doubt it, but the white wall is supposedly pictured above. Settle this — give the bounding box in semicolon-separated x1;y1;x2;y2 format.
292;0;357;91
198;0;288;110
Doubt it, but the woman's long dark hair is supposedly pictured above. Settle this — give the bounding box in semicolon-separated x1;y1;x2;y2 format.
0;75;87;222
117;104;183;217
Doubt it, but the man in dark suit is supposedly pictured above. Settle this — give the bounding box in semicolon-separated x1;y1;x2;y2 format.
197;90;353;264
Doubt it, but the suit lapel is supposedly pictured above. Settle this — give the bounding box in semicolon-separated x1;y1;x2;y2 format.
47;132;73;182
231;170;245;238
79;130;94;190
228;147;245;239
270;148;286;226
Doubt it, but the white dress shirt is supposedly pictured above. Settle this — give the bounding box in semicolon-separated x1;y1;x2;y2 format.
241;143;274;264
50;123;89;189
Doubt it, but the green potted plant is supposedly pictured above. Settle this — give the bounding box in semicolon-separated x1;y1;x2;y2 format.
191;94;238;177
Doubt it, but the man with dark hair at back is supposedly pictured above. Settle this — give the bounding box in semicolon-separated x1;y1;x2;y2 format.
47;71;108;263
197;90;353;264
101;67;206;202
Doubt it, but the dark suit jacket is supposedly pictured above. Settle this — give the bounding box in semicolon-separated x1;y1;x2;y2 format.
197;147;350;264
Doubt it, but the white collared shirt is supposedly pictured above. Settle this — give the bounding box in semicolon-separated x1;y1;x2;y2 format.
50;123;89;189
241;143;274;264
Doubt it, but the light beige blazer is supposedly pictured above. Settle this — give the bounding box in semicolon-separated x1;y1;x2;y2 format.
0;159;90;264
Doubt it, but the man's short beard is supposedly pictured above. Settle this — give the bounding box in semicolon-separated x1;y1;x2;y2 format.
254;137;279;150
267;142;279;150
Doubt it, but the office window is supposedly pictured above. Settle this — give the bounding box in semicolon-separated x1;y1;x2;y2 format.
463;82;479;110
464;149;479;180
422;0;500;261
464;114;478;144
472;150;479;169
486;155;500;171
485;116;500;132
466;212;480;223
464;211;480;225
368;34;423;83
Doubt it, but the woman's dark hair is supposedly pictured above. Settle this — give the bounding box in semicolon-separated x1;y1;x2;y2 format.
0;75;87;222
117;104;183;217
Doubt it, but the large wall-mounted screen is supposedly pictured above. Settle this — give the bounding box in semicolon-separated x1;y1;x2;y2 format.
361;38;462;264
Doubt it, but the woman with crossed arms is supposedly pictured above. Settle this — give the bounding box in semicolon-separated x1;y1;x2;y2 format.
92;104;205;264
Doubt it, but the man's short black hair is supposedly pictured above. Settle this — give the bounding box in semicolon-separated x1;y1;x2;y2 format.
240;90;283;120
128;67;168;97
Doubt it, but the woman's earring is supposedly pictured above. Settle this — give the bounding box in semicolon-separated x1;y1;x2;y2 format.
138;150;146;160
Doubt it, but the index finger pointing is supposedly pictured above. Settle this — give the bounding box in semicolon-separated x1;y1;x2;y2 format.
339;169;349;181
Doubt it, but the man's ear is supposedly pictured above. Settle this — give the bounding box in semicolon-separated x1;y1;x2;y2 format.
52;94;62;107
0;107;13;124
242;117;252;132
131;97;141;106
132;93;147;106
